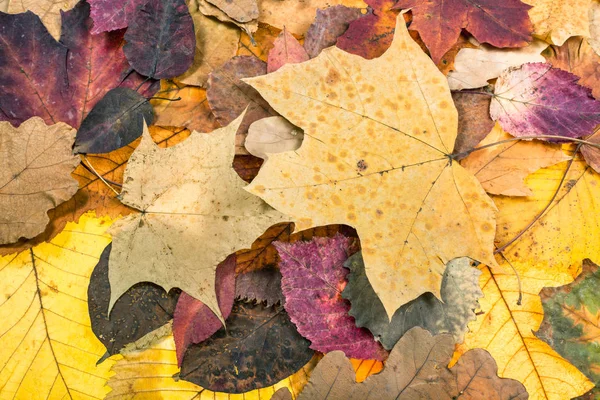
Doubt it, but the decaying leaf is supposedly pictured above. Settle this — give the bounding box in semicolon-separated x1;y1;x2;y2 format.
491;63;600;140
124;0;196;79
276;235;387;360
0;1;157;129
74;87;154;154
180;301;314;393
108;326;320;399
395;0;533;64
172;255;236;365
207;0;258;23
304;5;364;59
455;155;599;399
0;118;79;244
245;14;498;318
207;56;277;138
0;213;116;399
461;123;570;196
175;12;240;87
245;116;304;159
268;28;310;73
195;0;258;36
275;327;528;399
88;243;180;357
3;0;78;40
452;90;496;156
343;254;483;350
108;116;287;321
88;0;146;33
448;41;547;90
523;0;593;46
581;129;600;174
537;259;600;398
235;267;285;306
543;37;600;99
257;0;367;35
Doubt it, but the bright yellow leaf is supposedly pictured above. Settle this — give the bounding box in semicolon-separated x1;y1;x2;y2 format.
455;154;598;399
0;212;116;399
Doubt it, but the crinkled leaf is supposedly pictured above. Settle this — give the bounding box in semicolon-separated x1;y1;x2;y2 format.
179;301;314;393
276;235;387;360
304;5;363;58
88;0;146;33
245;14;498;318
343;254;483;350
491;62;600;140
235;267;284;306
74;87;154;154
172;255;236;366
0;1;157;129
245;116;304;159
206;0;257;23
395;0;533;64
124;0;195;79
195;0;257;36
88;243;180;357
0;118;79;244
276;327;527;399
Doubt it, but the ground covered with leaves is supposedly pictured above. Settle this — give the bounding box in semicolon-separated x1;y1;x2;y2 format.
1;0;600;399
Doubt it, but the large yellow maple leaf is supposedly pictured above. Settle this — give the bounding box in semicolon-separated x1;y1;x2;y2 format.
454;154;598;399
245;13;497;318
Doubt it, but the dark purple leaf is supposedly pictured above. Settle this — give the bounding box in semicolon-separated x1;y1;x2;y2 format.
88;0;147;34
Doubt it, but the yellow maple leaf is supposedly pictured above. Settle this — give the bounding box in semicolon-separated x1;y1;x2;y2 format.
244;13;497;318
0;212;115;399
455;154;598;399
523;0;594;46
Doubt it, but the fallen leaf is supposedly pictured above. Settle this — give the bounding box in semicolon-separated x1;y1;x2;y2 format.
581;129;600;174
395;0;533;64
245;116;304;159
336;0;399;60
448;41;547;90
179;301;314;393
108;327;320;399
0;1;157;129
543;37;600;99
268;28;310;73
343;254;483;350
0;118;79;244
237;24;281;61
207;56;277;139
88;0;146;33
304;5;364;59
175;12;240;87
276;235;387;360
590;2;600;56
257;0;367;35
245;14;498;318
523;0;593;46
455;155;599;399
88;243;180;357
452;90;496;156
491;62;600;140
207;0;257;23
73;87;154;154
107;116;287;320
461;123;570;196
124;0;196;79
195;0;258;36
537;259;600;398
236;267;285;306
3;0;78;40
0;213;116;399
275;327;528;399
233;154;265;181
172;255;236;365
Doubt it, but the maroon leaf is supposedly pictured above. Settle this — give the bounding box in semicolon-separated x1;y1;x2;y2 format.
88;0;147;34
394;0;533;64
0;0;157;129
124;0;195;79
172;255;236;366
275;235;387;361
235;267;284;307
491;62;600;140
304;5;363;59
267;28;309;73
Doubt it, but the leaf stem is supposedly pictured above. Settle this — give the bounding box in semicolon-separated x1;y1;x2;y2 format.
81;156;121;196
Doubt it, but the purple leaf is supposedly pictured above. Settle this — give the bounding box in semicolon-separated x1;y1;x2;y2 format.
275;235;387;361
491;62;600;140
304;6;363;59
124;0;196;79
88;0;147;34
